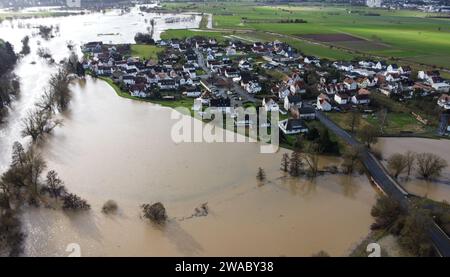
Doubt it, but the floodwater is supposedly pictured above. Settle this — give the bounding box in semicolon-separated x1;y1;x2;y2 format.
22;77;376;256
0;6;201;171
1;8;377;257
375;137;450;202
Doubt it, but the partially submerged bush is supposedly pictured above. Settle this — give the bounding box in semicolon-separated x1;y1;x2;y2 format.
193;203;209;217
102;200;118;214
62;193;90;211
141;202;167;224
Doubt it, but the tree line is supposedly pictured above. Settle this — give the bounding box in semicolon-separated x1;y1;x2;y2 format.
0;40;19;124
387;151;447;180
0;53;85;256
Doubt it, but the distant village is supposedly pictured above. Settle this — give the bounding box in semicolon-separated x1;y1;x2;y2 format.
81;36;450;136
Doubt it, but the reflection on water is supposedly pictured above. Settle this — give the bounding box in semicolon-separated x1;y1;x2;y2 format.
1;9;377;257
375;137;450;202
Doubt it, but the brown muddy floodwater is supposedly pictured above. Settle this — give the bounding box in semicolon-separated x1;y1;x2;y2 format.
20;77;377;257
375;138;450;202
0;7;377;257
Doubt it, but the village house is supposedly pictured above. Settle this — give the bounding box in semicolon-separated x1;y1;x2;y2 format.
343;78;357;91
238;60;252;70
432;81;450;93
351;88;371;105
317;93;332;111
437;94;450;110
210;97;232;114
224;68;241;79
279;118;308;135
130;83;148;98
262;98;279;112
298;106;316;120
284;94;302;111
334;91;351;105
387;64;403;74
183;86;202;98
158;79;178;90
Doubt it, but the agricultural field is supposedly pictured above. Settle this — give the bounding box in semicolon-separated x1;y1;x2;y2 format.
161;1;450;68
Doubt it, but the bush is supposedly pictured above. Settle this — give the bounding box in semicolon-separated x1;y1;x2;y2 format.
102;200;118;214
134;33;155;45
141;202;167;224
62;193;90;211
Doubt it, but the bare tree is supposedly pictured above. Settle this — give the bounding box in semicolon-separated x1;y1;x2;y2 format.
281;153;290;172
66;52;79;74
387;153;408;179
21;109;61;142
256;167;266;181
289;151;303;177
35;90;55;113
377;108;388;134
25;148;47;197
341;146;363;174
48;68;71;112
41;170;66;200
347;110;360;133
358;125;379;148
416;153;447;180
303;144;320;177
404;151;416;177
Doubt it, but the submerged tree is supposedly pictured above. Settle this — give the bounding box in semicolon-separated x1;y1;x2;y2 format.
48;68;71;112
387;153;408;179
21;109;61;142
415;153;447;180
41;170;66;200
303;143;320;177
20;36;30;55
256;167;266;181
404;151;416;177
311;250;330;257
280;153;290;172
62;193;90;211
289;151;303;177
141;202;167;224
341;146;363;174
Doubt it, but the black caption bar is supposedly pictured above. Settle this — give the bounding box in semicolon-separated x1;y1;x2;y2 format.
0;257;445;275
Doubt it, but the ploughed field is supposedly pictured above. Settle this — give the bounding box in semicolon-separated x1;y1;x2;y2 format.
162;2;450;68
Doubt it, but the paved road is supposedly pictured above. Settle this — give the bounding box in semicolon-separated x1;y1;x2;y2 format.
316;111;450;257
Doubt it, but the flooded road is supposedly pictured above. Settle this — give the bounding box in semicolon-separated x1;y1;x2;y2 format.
1;8;377;257
375;137;450;202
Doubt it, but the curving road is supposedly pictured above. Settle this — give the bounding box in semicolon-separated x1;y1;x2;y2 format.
315;111;450;257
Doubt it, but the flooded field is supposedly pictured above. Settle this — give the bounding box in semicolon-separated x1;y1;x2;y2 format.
22;78;376;256
375;137;450;202
1;8;378;257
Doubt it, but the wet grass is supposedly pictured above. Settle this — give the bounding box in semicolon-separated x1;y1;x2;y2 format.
130;44;163;61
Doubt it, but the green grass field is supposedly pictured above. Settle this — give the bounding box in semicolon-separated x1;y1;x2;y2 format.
130;44;163;60
162;1;450;68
